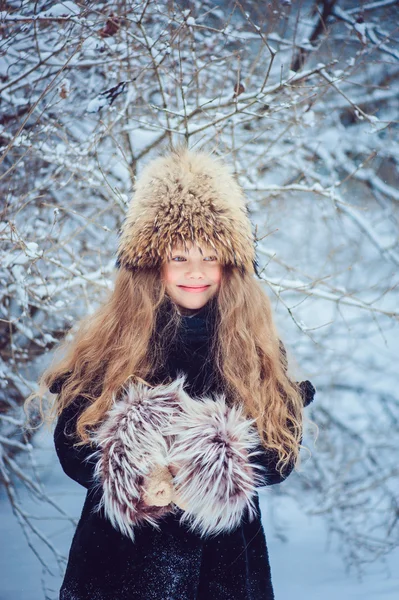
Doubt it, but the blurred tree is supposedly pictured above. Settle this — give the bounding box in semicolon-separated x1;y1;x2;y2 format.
1;0;398;591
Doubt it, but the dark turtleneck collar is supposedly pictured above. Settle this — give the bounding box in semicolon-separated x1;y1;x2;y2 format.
178;300;216;346
152;296;217;353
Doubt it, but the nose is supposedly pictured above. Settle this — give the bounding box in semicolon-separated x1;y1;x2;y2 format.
184;260;207;277
187;269;205;279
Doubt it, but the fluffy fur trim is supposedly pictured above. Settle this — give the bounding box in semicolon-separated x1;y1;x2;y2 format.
88;378;186;541
116;146;256;274
165;392;267;538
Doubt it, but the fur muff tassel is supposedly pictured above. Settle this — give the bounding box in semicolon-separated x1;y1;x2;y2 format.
88;378;186;541
165;392;268;538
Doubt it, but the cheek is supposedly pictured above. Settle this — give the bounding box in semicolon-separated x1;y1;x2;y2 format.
162;264;177;285
213;266;222;285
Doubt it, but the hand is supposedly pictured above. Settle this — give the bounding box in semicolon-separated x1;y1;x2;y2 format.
168;462;189;511
142;465;174;507
171;485;189;511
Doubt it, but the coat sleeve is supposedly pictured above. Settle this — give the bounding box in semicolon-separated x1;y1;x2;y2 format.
247;340;316;487
51;377;98;490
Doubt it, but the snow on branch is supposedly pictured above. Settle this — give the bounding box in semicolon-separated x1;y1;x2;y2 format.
1;0;398;581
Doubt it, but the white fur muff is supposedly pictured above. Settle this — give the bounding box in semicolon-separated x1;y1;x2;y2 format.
89;375;267;540
165;383;267;537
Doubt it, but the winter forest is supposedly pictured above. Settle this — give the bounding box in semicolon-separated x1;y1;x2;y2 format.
1;0;398;598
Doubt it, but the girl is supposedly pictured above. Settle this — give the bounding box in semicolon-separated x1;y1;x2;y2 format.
29;146;315;600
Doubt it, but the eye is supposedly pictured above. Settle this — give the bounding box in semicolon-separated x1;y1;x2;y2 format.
170;255;218;262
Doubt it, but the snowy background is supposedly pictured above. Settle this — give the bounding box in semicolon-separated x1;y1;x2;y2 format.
1;429;399;599
1;0;398;598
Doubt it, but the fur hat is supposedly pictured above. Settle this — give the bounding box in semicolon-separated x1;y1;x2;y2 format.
116;146;258;275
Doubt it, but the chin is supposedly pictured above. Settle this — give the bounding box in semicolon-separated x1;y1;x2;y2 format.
175;293;212;312
180;299;208;309
167;286;218;310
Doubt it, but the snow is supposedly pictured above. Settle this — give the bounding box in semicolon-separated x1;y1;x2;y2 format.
263;495;399;599
2;0;398;596
1;436;398;599
87;95;109;114
38;2;80;18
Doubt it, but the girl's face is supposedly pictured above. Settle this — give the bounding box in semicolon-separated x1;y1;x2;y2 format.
161;242;222;314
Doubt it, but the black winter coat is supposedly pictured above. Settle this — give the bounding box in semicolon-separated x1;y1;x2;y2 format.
52;303;315;600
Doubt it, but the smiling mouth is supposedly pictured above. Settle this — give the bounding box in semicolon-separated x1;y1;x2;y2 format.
178;285;210;292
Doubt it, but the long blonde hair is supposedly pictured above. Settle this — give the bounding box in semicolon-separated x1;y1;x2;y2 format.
25;265;305;474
